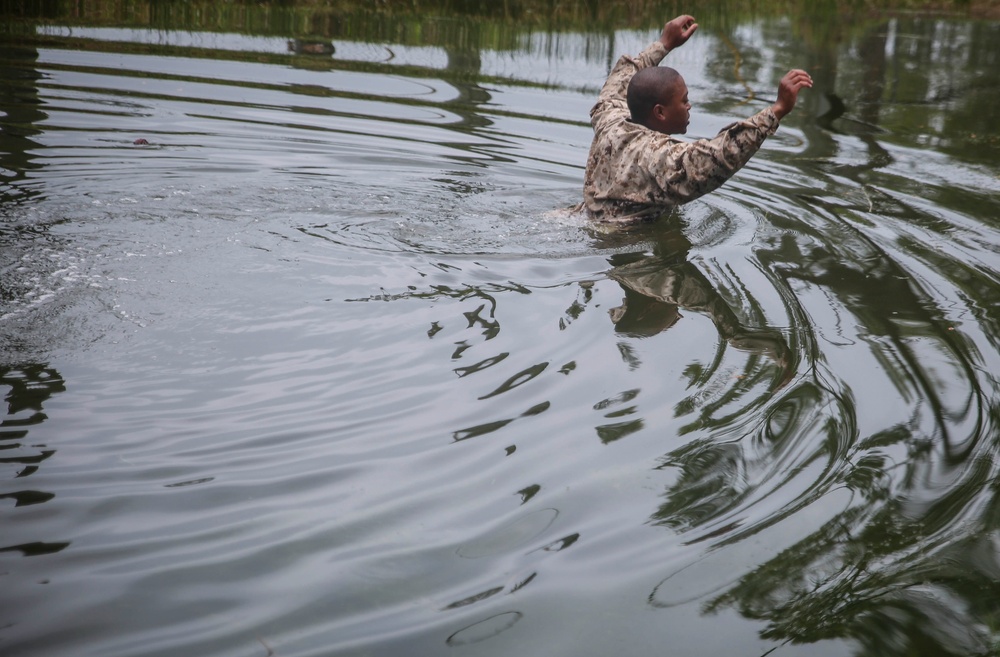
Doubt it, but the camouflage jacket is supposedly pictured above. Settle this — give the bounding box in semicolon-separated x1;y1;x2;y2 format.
582;41;780;223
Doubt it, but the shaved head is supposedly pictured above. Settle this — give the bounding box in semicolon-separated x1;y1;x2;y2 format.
627;66;685;128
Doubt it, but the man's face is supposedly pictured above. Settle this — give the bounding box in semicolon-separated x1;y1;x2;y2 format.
655;80;691;135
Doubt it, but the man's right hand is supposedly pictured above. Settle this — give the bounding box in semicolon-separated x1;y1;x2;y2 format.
660;15;698;51
772;69;813;120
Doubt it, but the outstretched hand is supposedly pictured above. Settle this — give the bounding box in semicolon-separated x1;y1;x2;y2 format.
772;69;813;120
660;15;698;51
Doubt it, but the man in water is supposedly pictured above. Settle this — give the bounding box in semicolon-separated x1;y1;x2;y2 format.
581;15;813;223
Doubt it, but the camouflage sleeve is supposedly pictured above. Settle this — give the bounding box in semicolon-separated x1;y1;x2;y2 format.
635;108;781;205
590;41;669;133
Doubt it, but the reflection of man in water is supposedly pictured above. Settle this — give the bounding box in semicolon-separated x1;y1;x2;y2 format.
580;15;813;224
599;226;793;385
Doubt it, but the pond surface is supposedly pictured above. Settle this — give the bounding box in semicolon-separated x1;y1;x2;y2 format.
3;4;1000;656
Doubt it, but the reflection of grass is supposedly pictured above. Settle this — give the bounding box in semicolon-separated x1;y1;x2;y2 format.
313;0;999;23
4;0;998;44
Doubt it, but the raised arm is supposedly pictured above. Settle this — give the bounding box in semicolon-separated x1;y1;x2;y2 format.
641;68;812;204
771;69;813;120
631;111;781;206
659;15;698;51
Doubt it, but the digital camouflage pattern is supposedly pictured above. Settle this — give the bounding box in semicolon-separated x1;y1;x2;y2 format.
581;41;780;223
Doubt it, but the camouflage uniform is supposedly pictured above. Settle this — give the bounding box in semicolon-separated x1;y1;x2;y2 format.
582;41;780;223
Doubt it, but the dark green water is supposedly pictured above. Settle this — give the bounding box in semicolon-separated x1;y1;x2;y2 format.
2;2;1000;656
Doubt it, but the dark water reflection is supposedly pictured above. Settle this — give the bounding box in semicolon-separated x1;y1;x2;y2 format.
1;364;69;558
2;2;1000;656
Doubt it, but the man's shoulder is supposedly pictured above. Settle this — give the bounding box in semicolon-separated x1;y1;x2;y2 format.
596;111;647;138
598;118;679;154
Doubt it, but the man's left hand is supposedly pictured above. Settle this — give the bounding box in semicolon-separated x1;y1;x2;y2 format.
772;69;813;120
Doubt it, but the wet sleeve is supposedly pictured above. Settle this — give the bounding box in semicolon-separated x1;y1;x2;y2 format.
639;108;781;205
590;42;669;133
